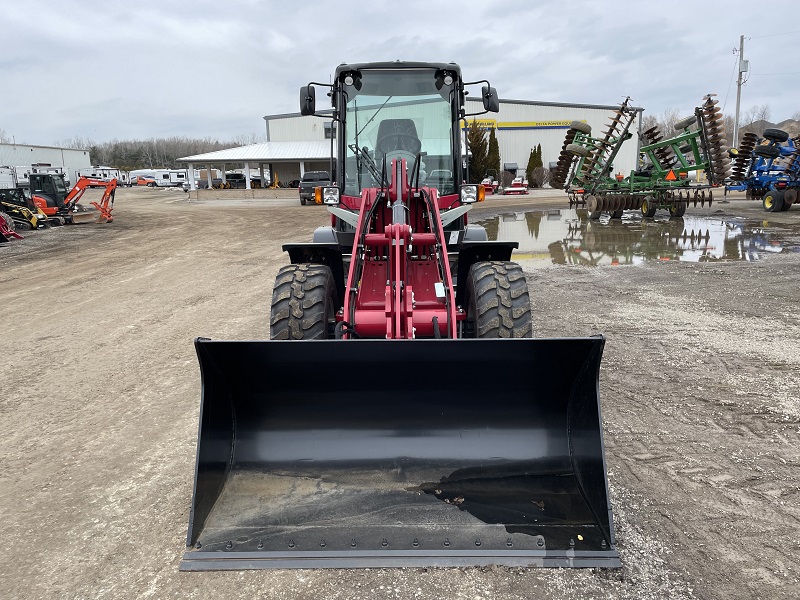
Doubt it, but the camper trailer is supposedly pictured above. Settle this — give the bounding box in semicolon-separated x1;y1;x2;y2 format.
0;166;17;189
75;166;124;186
12;166;32;187
152;169;187;187
31;165;70;187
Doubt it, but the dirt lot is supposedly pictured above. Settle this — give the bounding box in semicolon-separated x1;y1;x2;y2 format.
2;186;798;599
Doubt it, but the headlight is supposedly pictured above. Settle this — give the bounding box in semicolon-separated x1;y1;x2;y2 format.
317;186;340;205
460;184;485;204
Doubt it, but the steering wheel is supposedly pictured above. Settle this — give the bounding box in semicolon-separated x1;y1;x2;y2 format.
375;133;421;155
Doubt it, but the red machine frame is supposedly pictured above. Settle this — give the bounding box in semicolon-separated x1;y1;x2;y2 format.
339;160;460;339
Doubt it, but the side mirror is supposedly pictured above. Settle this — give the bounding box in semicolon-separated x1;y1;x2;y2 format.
300;85;316;116
482;86;499;113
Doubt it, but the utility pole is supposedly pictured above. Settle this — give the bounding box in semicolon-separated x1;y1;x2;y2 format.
733;35;748;148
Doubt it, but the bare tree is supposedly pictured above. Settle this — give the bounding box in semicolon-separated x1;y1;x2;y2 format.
0;128;10;144
722;114;735;146
231;133;263;146
54;137;95;150
530;166;550;189
660;108;681;134
740;104;772;136
640;114;658;132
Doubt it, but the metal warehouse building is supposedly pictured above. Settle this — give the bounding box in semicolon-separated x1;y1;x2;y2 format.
0;143;92;182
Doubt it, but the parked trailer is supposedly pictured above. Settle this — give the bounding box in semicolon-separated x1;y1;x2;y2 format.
153;169;187;187
0;166;16;189
75;166;124;186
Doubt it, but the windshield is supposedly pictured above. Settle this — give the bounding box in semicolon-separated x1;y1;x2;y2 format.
340;69;457;196
54;176;68;194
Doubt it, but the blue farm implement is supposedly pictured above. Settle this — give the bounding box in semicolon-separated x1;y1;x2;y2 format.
727;129;800;212
553;95;731;219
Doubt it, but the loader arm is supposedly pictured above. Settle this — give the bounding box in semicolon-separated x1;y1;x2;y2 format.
342;158;457;339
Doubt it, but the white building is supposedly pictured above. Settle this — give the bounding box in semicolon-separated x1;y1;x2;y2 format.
0;143;92;185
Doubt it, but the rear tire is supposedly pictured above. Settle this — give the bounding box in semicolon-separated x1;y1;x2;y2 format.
465;261;532;338
674;115;696;130
754;145;780;159
762;128;789;143
570;121;592;134
566;143;590;157
300;196;307;206
763;190;785;212
270;264;337;339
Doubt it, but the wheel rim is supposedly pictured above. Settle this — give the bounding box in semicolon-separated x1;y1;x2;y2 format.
765;196;773;210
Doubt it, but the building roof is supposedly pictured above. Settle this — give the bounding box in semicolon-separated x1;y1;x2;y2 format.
177;141;336;163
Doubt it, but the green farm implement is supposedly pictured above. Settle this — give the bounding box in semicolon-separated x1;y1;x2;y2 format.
553;95;731;219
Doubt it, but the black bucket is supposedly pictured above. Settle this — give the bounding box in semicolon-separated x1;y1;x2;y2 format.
181;337;620;570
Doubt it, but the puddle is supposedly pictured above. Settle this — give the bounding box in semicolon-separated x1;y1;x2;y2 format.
477;209;800;267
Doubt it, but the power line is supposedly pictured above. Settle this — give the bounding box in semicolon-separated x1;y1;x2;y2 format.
722;54;739;113
750;30;800;39
748;71;800;76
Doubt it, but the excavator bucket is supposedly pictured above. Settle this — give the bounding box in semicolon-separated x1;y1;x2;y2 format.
69;206;101;224
182;336;620;570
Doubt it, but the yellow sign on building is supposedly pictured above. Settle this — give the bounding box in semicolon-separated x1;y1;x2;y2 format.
462;119;581;130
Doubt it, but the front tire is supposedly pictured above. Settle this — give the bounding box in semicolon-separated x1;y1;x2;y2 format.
270;264;337;339
465;261;532;338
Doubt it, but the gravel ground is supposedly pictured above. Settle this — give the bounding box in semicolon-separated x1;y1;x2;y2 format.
1;186;798;599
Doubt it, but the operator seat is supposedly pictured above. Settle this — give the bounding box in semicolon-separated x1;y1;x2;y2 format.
375;119;422;169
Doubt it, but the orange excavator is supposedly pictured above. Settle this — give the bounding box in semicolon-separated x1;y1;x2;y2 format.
29;173;116;224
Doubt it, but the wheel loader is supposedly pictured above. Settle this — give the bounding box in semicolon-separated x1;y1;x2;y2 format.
183;61;619;570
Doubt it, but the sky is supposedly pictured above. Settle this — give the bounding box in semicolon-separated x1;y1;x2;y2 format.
3;0;799;147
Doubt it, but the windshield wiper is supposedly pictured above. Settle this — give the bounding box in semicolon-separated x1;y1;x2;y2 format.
357;96;393;138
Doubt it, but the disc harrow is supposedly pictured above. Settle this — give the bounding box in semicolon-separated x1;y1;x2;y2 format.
730;132;758;179
641;126;677;169
550;128;579;190
726;129;800;211
559;94;730;220
699;95;731;183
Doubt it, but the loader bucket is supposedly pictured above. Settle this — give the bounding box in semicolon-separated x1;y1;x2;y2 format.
182;337;620;570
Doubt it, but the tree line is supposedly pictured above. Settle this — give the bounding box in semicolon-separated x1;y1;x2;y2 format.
0;130;264;171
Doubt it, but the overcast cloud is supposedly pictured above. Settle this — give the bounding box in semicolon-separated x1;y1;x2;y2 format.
3;0;799;146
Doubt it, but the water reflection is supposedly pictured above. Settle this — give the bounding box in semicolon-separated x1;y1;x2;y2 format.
479;209;797;267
